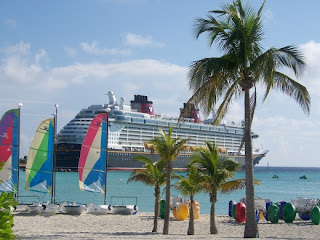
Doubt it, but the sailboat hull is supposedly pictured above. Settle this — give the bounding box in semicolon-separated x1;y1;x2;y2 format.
111;205;138;215
87;204;112;215
61;202;87;215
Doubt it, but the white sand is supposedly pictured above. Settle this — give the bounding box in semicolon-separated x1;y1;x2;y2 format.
13;212;320;239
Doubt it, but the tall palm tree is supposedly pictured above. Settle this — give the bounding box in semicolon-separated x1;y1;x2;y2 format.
188;0;310;237
127;156;166;232
173;165;204;235
190;142;258;234
147;127;189;235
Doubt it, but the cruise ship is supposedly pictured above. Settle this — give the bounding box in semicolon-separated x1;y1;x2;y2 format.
56;91;268;170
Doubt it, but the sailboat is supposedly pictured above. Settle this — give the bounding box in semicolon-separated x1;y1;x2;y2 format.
76;113;112;215
0;107;34;213
62;113;110;215
25;117;59;215
24;105;60;215
0;109;20;194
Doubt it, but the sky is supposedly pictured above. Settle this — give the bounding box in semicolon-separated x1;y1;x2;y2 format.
0;0;320;167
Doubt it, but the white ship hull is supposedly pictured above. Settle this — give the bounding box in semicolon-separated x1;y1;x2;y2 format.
56;91;268;170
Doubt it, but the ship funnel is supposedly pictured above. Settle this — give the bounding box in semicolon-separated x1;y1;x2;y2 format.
180;103;201;123
130;95;155;115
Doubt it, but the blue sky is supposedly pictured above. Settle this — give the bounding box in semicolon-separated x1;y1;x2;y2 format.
1;0;320;167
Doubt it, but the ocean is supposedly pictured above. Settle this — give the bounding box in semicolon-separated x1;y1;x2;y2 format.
17;166;320;215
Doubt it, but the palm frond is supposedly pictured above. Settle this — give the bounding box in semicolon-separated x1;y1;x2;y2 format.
275;46;306;77
220;179;246;193
266;71;310;115
173;166;205;197
214;80;241;124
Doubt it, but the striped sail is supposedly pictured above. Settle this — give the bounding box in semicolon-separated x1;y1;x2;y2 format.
0;109;19;192
25;119;54;193
78;113;108;193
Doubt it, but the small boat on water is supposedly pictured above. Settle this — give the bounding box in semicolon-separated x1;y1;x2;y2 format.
300;175;307;179
272;174;279;179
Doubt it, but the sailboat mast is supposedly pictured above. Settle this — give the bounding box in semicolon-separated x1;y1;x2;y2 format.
51;104;58;204
16;103;23;200
104;108;111;205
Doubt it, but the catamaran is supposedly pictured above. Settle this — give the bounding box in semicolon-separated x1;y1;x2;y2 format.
62;113;111;215
0;108;20;194
25;117;60;215
0;106;42;214
79;112;112;215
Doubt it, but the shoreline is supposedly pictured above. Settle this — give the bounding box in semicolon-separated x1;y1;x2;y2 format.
13;212;320;239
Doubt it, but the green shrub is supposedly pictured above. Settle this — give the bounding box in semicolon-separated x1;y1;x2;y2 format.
0;191;17;240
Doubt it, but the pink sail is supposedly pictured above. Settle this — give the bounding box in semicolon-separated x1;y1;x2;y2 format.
78;113;108;193
0;109;19;192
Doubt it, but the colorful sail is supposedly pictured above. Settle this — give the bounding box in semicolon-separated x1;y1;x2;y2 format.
0;109;19;192
78;113;108;193
25;118;54;193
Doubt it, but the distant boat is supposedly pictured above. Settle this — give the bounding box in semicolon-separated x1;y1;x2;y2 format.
272;174;279;179
300;175;307;179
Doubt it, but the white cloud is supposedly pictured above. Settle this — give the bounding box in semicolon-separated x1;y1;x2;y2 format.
299;41;320;96
5;19;16;28
123;33;165;47
80;41;131;56
0;41;66;89
52;59;186;84
64;46;77;57
34;49;48;65
3;41;30;56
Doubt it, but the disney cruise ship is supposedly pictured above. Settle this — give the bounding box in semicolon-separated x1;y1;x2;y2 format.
56;91;268;170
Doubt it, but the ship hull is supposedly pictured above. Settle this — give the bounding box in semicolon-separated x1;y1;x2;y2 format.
56;144;265;171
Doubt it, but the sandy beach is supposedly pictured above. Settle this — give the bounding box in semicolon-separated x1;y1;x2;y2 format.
13;212;320;239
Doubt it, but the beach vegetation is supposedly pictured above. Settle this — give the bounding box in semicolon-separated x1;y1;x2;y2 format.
190;142;255;234
173;165;204;235
0;163;18;240
146;127;189;235
187;0;309;237
127;156;166;233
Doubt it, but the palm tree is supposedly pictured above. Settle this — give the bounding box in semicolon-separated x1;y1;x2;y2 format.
147;127;189;235
190;142;258;234
127;156;166;232
187;0;310;237
173;165;204;235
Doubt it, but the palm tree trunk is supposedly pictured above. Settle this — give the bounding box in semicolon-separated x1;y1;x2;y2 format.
152;186;160;232
187;195;195;235
210;190;218;234
163;161;172;235
243;89;259;238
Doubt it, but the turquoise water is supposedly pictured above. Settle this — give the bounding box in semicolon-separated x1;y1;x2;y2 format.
17;167;320;215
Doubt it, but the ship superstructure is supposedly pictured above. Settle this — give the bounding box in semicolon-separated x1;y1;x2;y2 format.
56;91;267;170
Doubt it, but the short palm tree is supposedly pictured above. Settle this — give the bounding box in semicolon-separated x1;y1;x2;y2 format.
127;156;166;232
188;0;310;237
190;142;254;234
173;166;204;235
147;127;189;235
